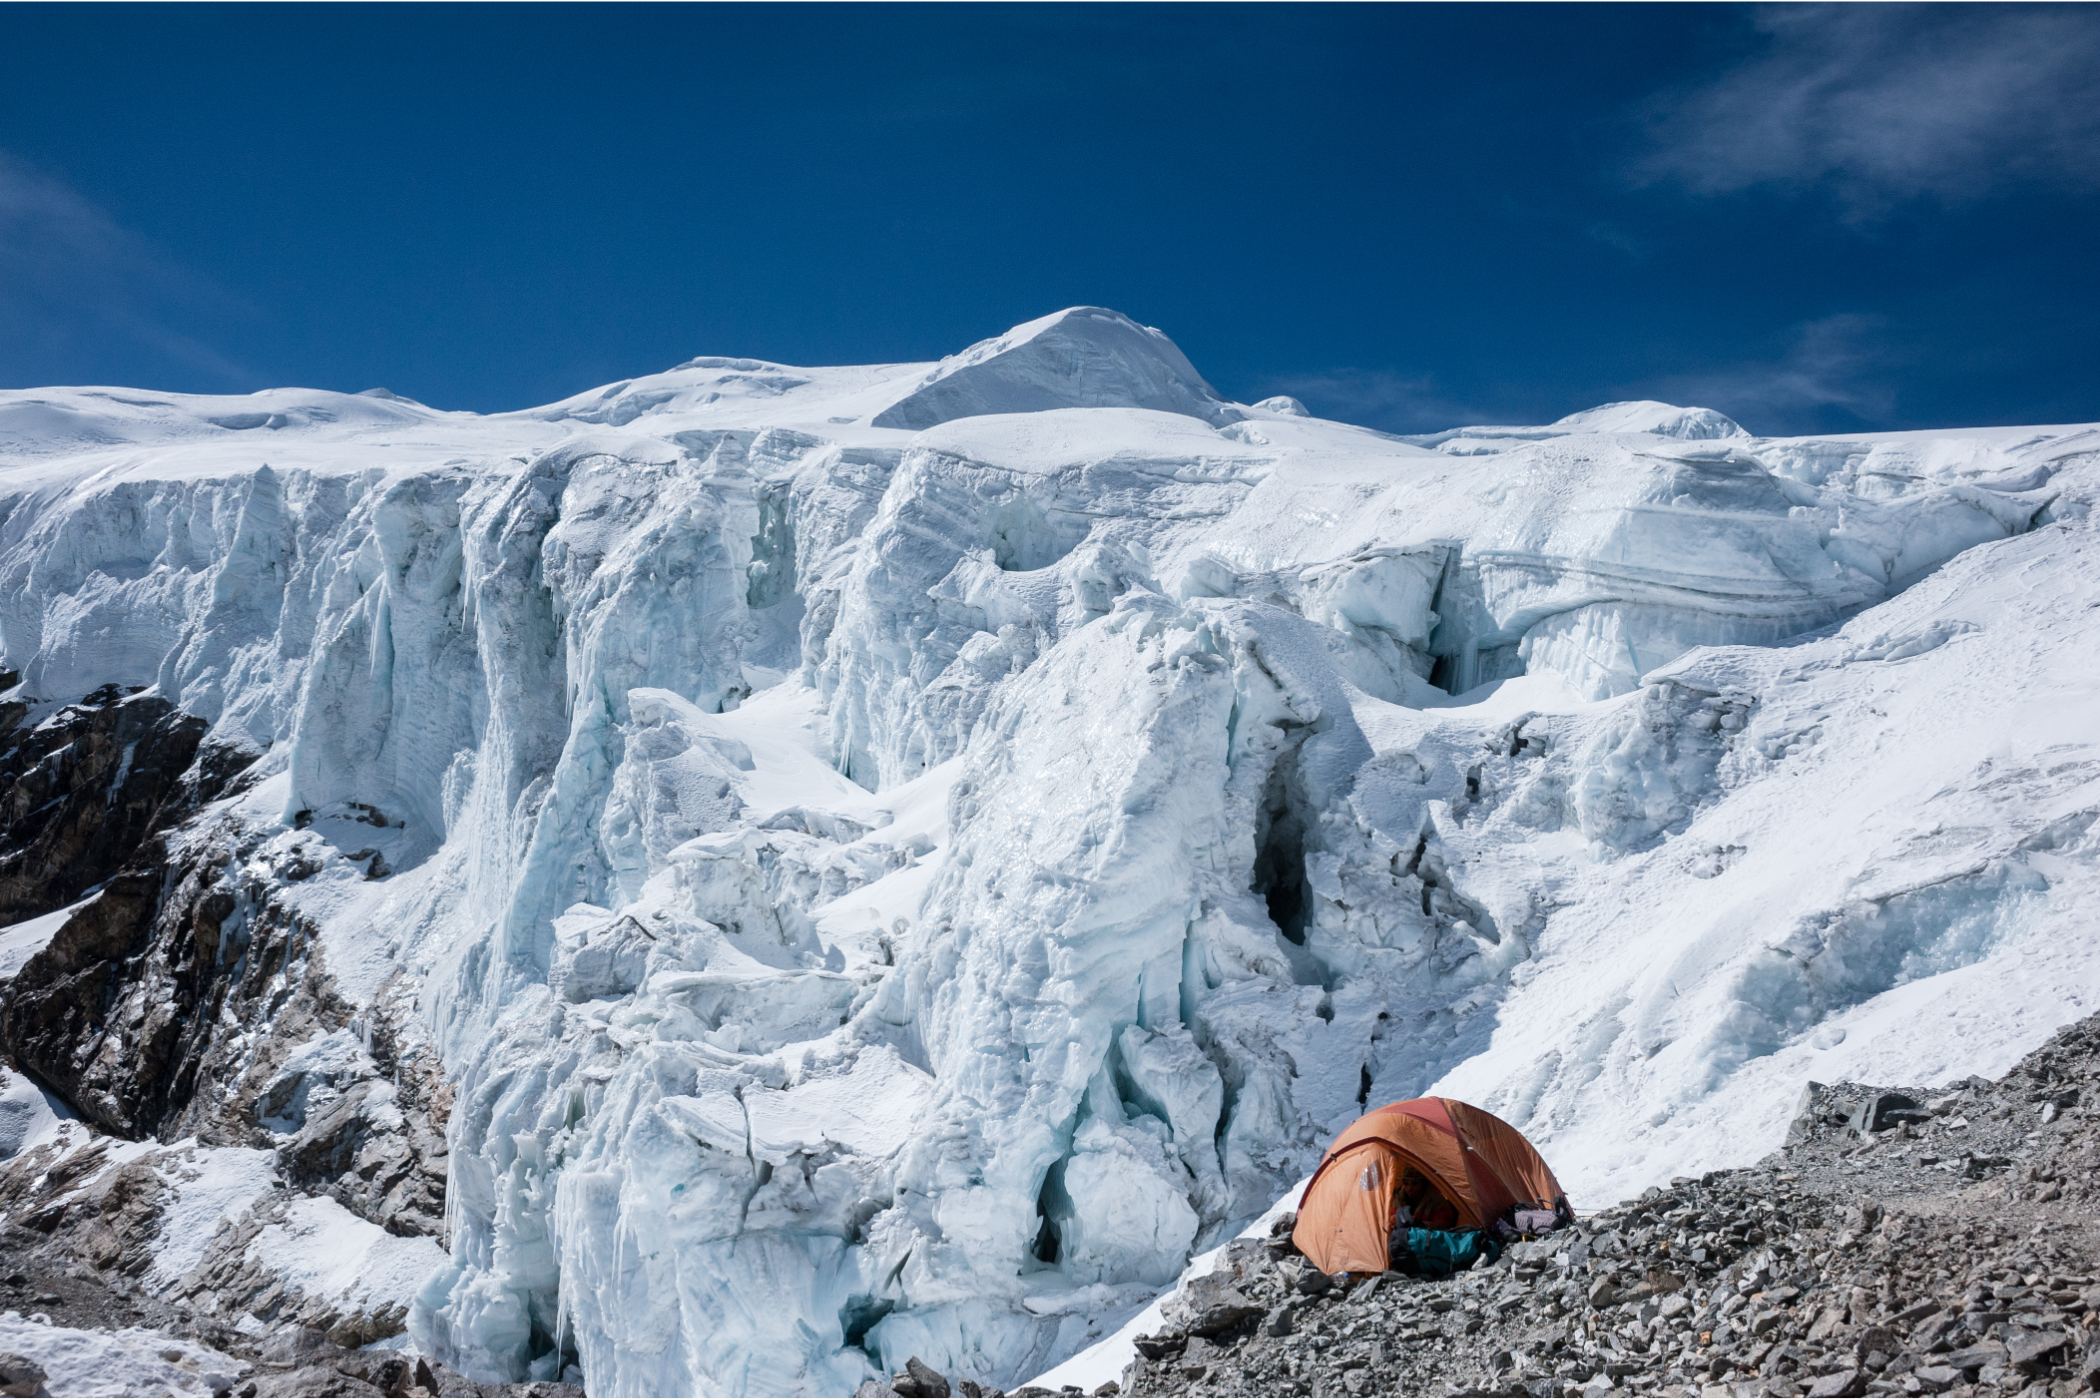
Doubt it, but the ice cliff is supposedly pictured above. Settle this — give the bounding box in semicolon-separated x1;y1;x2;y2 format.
0;306;2095;1395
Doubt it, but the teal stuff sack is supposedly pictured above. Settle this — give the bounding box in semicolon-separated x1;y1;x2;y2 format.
1386;1226;1501;1277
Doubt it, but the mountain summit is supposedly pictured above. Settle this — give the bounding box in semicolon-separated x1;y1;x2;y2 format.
872;306;1233;429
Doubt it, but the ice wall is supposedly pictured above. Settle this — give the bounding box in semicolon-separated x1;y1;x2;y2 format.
0;328;2092;1396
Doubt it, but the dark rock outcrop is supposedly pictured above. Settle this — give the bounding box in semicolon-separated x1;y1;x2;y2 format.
0;861;179;1134
0;681;444;1240
0;818;449;1236
0;677;274;1135
0;678;255;923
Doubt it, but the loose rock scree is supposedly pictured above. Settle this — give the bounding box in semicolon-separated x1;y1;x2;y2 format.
1110;1013;2100;1398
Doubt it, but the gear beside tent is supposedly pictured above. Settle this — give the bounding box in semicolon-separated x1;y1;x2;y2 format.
1291;1096;1570;1275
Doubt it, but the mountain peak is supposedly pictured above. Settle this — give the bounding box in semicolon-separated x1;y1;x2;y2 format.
1548;399;1748;440
872;307;1231;431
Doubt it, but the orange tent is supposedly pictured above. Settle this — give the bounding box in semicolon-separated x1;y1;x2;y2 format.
1290;1097;1569;1275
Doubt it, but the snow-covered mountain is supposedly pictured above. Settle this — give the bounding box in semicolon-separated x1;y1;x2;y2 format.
0;306;2095;1395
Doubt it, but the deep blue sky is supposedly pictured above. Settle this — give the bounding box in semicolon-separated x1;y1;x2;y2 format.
3;4;2096;434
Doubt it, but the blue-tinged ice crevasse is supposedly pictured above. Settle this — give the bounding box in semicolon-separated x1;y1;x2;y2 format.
0;314;2092;1396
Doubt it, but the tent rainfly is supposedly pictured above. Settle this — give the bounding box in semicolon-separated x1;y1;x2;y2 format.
1291;1096;1569;1275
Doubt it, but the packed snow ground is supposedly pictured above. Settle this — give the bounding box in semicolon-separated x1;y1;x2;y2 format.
0;307;2094;1395
0;1312;249;1397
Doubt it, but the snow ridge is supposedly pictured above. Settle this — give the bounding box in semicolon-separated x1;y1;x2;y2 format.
871;308;1233;431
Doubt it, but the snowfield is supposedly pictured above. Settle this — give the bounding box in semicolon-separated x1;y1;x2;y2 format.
0;1312;249;1398
0;307;2094;1395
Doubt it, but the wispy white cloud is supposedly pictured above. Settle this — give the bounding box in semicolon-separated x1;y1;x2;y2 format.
0;150;249;388
1257;368;1486;434
1643;314;1895;433
1585;222;1648;260
1634;5;2100;215
1276;318;1895;439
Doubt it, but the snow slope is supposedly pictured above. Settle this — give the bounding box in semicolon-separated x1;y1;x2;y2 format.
0;1063;71;1160
0;901;84;983
0;307;2094;1395
0;1313;249;1397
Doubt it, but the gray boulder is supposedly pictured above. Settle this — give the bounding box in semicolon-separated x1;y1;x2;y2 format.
0;1353;46;1400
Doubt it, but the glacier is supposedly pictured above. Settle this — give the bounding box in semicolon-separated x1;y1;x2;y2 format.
0;305;2095;1395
